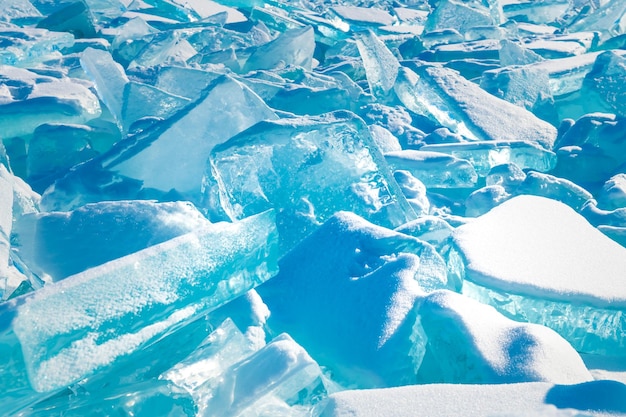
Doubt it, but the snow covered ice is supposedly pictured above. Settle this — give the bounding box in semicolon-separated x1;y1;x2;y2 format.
1;0;626;416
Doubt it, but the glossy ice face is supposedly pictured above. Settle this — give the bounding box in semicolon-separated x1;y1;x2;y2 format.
2;0;626;416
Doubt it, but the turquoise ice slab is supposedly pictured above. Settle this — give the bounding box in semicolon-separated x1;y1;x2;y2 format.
40;74;277;210
204;111;417;251
0;210;278;415
108;75;277;197
420;140;556;177
395;63;558;149
0;65;101;140
384;150;478;189
451;195;626;354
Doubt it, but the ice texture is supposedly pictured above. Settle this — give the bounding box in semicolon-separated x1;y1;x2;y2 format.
0;66;101;140
384;150;478;189
395;63;558;148
14;200;212;281
3;0;626;414
452;195;626;353
204;111;416;250
0;210;278;414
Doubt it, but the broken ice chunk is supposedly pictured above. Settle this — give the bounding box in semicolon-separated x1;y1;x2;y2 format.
499;39;544;66
0;210;278;414
128;30;197;68
396;63;558;149
384;150;478;189
105;75;276;200
568;0;626;42
204;111;416;249
330;5;395;28
464;185;510;217
243;26;315;72
420;141;556;177
452;195;626;354
164;318;259;396
26;123;99;189
169;0;246;23
424;0;494;35
583;51;626;117
502;0;569;24
485;162;526;189
0;165;14;295
13;200;212;281
393;170;430;216
199;333;326;416
0;26;74;67
394;216;454;249
552;113;626;188
0;66;101;140
36;2;97;39
80;47;128;127
0;0;42;23
417;290;593;384
258;212;449;388
355;30;400;99
155;66;223;102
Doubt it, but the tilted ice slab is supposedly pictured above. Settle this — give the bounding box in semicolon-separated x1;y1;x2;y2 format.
451;195;626;354
420;140;556;177
41;75;277;211
417;290;593;384
0;65;101;140
0;210;278;415
319;380;626;417
205;111;416;251
384;150;478;189
108;75;276;197
14;200;211;281
395;63;558;149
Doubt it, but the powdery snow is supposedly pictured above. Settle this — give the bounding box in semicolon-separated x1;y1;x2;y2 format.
319;380;626;417
453;195;626;307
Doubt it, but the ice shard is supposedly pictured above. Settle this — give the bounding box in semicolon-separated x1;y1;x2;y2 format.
420;141;556;177
13;200;212;281
198;333;327;416
583;51;626;117
451;195;626;354
243;26;315;72
384;150;478;189
0;210;278;414
0;65;101;140
79;47;128;127
204;111;416;250
395;63;558;149
516;171;593;211
41;75;277;210
110;76;276;197
355;30;399;99
424;0;493;35
0;0;42;23
568;0;626;42
0;26;74;67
